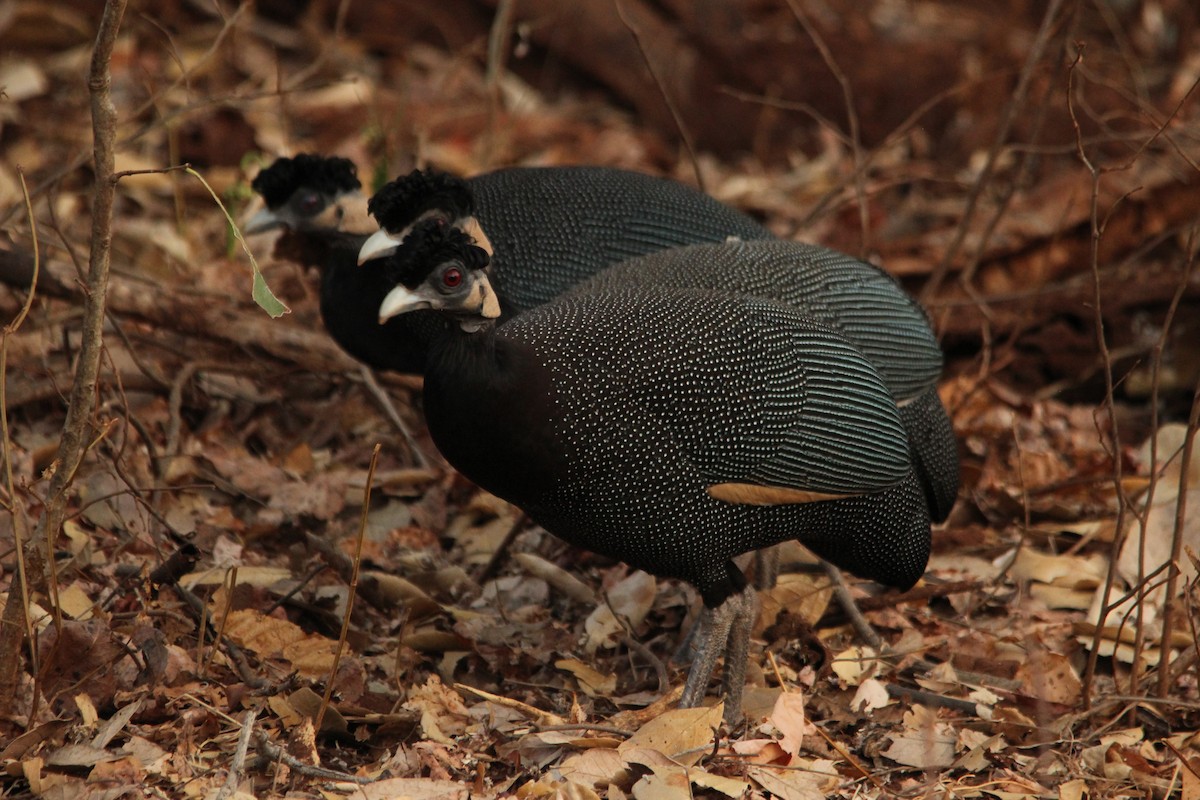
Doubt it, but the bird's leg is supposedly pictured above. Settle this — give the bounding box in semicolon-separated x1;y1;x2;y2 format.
678;583;760;724
677;546;776;664
679;600;736;710
720;583;759;725
753;545;781;590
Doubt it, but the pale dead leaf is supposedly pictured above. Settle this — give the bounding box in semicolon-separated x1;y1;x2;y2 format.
1058;778;1088;800
1015;650;1082;705
556;747;629;788
1118;486;1200;608
851;678;892;713
455;684;566;726
690;769;752;797
92;700;141;749
584;571;656;653
954;729;1004;772
286;687;348;735
118;218;192;263
831;645;879;686
181;566;294;589
515;552;597;603
618;705;723;767
21;757;68;795
1080;728;1145;774
555;658;618;696
74;694;98;726
268;694;303;728
630;766;691;800
1183;755;1200;800
916;660;959;693
1011;548;1107;588
755;572;832;636
767;691;808;756
404;675;472;743
44;743;119;768
881;705;958;768
1031;582;1097;610
57;583;94;620
0;59;48;102
729;737;788;763
344;777;469;799
746;761;837;800
123;736;169;775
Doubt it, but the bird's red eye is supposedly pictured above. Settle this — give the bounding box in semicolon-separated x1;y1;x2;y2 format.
298;192;323;214
442;267;463;288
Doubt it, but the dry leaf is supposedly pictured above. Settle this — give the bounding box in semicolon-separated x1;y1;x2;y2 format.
1058;777;1088;800
851;678;892;713
555;658;618;697
221;609;338;679
516;553;598;603
755;573;833;636
584;571;657;653
404;676;472;744
556;747;629;788
345;777;469;799
746;761;837;800
831;645;879;686
882;705;958;768
767;691;808;756
1015;650;1082;706
618;705;723;767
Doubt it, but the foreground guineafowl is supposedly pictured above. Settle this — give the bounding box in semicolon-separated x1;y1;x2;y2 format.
370;221;931;722
356;166;774;309
252;158;772;373
361;172;958;526
569;240;960;525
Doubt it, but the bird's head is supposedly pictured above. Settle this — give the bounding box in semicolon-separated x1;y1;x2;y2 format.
377;219;500;332
358;169;494;264
244;154;372;235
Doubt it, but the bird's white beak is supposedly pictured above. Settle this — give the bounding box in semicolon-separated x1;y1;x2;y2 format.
378;279;502;325
358;228;404;265
243;208;283;235
378;285;427;323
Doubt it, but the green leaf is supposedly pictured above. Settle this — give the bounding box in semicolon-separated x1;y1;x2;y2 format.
185;166;290;318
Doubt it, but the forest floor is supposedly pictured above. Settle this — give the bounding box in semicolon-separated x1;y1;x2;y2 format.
0;1;1198;798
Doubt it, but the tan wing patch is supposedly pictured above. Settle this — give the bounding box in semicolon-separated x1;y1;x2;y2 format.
706;482;859;506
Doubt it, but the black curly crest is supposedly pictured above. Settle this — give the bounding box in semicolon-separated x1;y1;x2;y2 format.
368;169;475;231
386;219;490;288
251;154;360;209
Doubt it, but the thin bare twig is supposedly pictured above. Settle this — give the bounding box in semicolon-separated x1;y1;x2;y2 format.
783;0;869;256
36;0;130;576
356;364;429;468
254;730;373;783
613;0;704;192
214;709;258;800
316;443;380;734
922;0;1066;301
1157;379;1200;698
822;561;882;650
0;169;43;723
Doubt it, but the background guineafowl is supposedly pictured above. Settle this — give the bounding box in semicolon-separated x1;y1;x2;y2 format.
369;221;931;723
251;158;772;373
357;166;775;312
245;155;430;371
